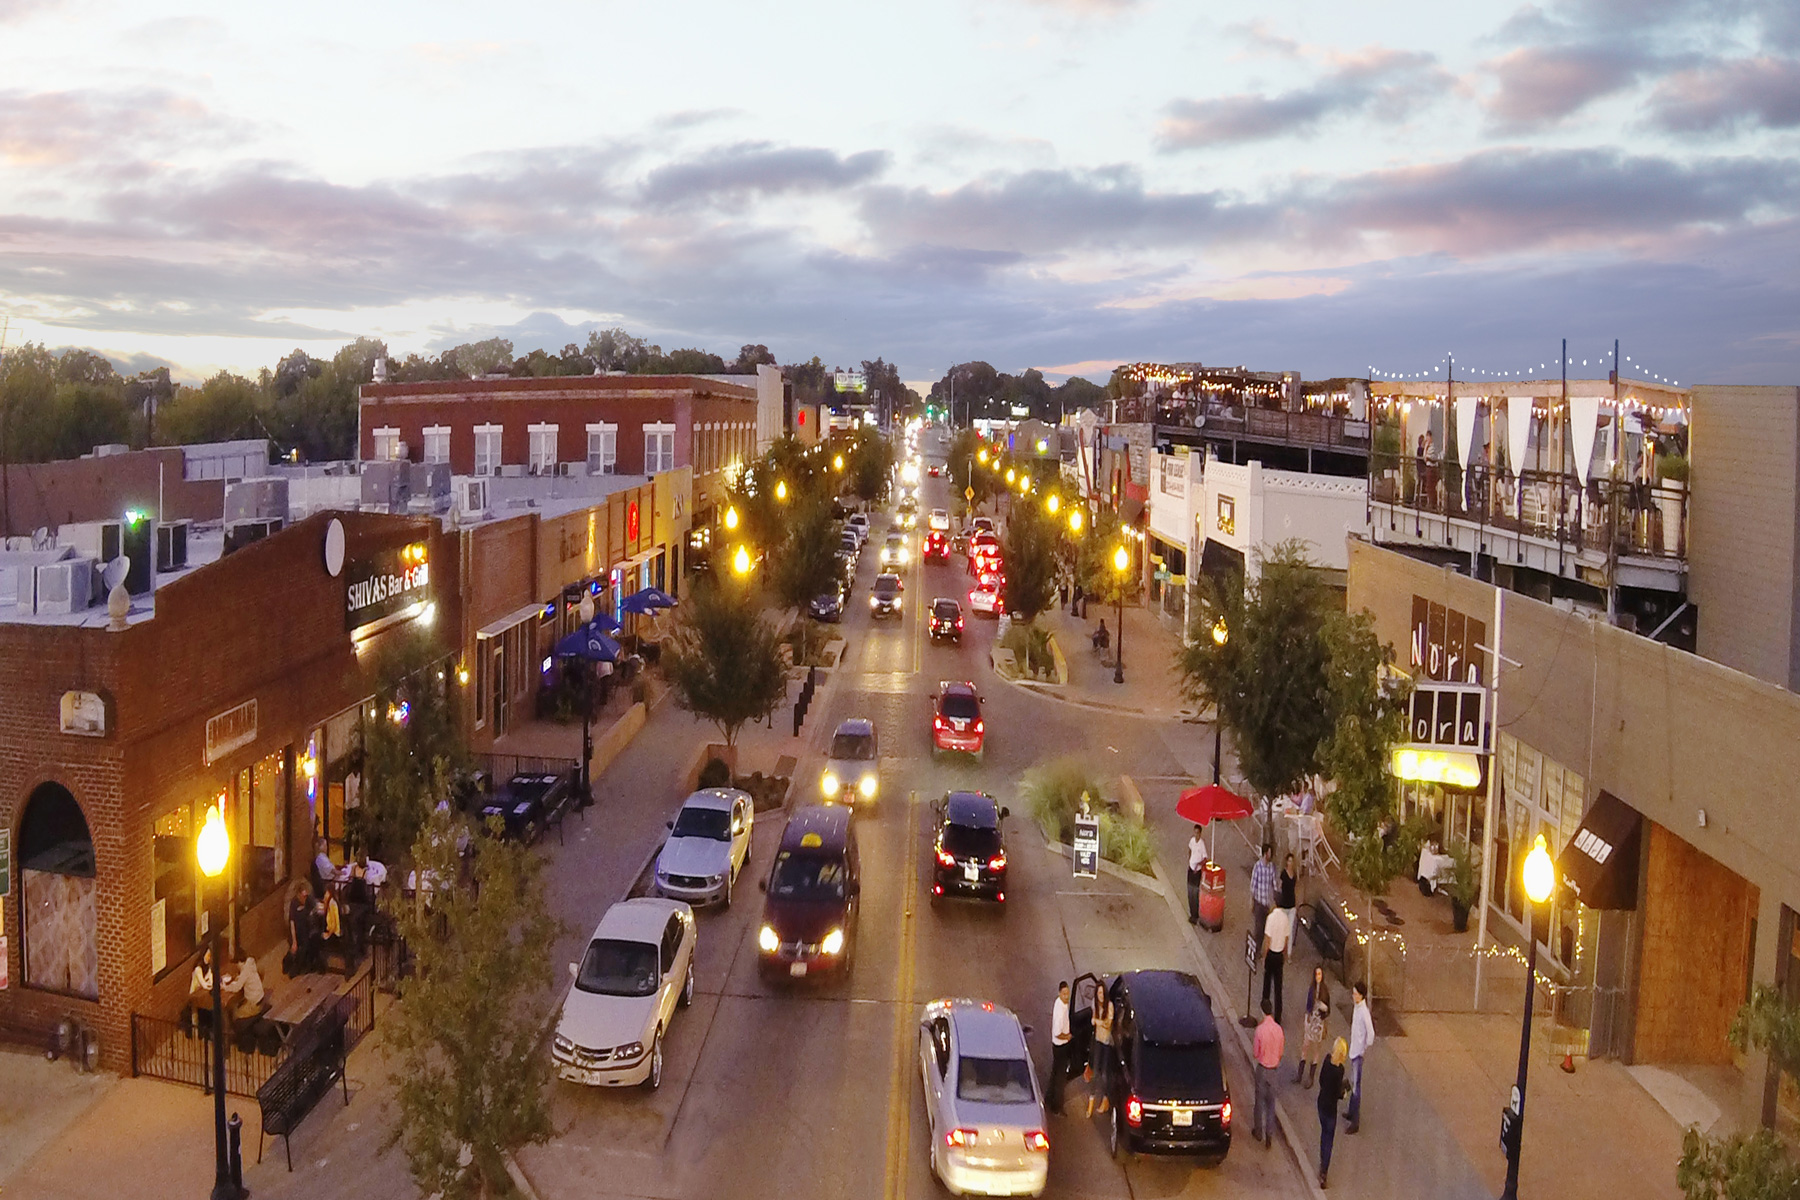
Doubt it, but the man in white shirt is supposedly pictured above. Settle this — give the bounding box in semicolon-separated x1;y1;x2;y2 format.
1261;904;1293;1024
1049;981;1072;1114
235;954;265;1018
1346;981;1375;1133
1187;825;1207;923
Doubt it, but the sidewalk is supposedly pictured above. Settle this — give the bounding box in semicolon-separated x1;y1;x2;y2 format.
1012;600;1194;719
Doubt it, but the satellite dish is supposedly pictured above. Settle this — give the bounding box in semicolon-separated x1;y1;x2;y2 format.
102;556;129;591
324;518;346;578
32;526;49;550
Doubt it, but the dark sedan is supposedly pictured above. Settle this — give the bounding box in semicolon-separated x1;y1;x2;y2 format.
809;588;846;622
931;790;1009;902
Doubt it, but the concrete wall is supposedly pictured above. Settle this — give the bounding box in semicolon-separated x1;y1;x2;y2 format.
1202;458;1367;575
1687;385;1800;691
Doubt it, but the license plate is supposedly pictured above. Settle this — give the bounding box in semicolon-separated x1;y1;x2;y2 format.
789;961;808;977
963;863;980;882
1172;1108;1193;1126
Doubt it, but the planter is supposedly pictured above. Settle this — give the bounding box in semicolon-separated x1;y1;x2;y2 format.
1451;899;1470;933
1659;479;1686;555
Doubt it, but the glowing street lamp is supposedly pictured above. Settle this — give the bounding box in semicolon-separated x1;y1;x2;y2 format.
196;804;235;1199
1111;543;1130;685
1501;833;1558;1199
1212;617;1228;646
977;448;989;465
833;453;845;473
1005;467;1016;485
1068;509;1084;535
732;544;753;576
724;505;740;531
775;479;788;502
1046;494;1061;515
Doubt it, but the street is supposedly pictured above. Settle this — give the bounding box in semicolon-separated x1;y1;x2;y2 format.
516;451;1313;1200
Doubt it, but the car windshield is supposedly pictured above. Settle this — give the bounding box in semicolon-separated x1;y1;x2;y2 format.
830;731;875;760
942;823;1000;858
671;805;732;840
874;578;901;597
575;938;658;996
933;601;960;619
940;693;980;719
769;852;847;900
956;1055;1034;1104
1135;1040;1225;1101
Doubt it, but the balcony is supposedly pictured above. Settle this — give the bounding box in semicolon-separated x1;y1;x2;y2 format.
1156;399;1371;454
1370;457;1687;592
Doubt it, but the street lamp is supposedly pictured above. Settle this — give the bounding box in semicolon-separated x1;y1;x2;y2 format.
1005;467;1016;485
1501;834;1557;1200
977;448;989;466
724;505;740;531
196;805;236;1200
1045;493;1060;515
1112;543;1129;684
833;453;845;473
1068;509;1084;535
775;479;788;502
732;544;753;576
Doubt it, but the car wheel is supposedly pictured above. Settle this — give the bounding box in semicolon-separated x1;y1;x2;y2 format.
646;1032;664;1089
1111;1104;1129;1161
723;872;733;910
680;964;694;1008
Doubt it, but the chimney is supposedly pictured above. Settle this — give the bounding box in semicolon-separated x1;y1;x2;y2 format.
373;355;389;383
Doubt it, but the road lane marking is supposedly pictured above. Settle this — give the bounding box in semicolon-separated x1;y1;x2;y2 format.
882;789;920;1200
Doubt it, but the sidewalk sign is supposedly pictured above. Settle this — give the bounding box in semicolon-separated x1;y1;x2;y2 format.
1073;811;1099;880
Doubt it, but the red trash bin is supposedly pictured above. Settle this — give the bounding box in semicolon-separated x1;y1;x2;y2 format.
1197;860;1227;932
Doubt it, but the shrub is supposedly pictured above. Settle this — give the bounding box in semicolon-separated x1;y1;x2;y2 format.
1001;621;1054;679
1098;811;1154;874
1018;756;1109;842
698;757;732;789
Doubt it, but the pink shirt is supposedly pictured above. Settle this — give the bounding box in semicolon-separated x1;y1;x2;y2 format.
1252;1014;1285;1069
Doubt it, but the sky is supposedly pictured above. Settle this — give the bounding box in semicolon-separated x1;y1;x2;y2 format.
1;0;1798;387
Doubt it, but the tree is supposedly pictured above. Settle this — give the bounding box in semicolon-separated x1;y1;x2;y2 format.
662;576;791;748
946;428;1001;514
1676;986;1800;1198
353;630;467;863
384;803;558;1199
783;356;833;406
861;357;905;426
585;327;656;373
846;426;893;505
733;344;777;373
450;337;515;378
1000;498;1060;623
1074;504;1141;608
155;370;269;446
653;347;728;375
1053;376;1106;415
931;361;1000;423
769;495;844;616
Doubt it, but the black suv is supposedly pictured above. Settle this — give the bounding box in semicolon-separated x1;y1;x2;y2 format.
929;790;1008;902
928;598;963;643
870;573;904;618
1071;970;1231;1164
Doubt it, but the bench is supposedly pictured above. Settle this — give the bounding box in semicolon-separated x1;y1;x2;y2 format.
1298;900;1351;982
256;996;352;1171
542;773;583;845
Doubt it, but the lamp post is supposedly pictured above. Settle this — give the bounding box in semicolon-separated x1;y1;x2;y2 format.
774;479;788;503
732;544;753;577
577;592;597;804
1210;618;1227;782
1112;543;1129;684
1502;834;1556;1200
196;804;235;1200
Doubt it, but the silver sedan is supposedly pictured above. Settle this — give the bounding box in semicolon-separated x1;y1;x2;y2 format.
918;998;1049;1197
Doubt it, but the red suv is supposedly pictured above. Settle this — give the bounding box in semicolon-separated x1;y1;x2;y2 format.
931;681;986;760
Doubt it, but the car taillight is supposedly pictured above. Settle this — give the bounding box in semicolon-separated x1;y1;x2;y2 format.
936;848;955;868
955;619;963;628
1220;1099;1232;1127
1126;1095;1143;1126
973;720;984;733
988;852;1006;870
934;716;947;730
945;1128;979;1148
1024;1130;1049;1152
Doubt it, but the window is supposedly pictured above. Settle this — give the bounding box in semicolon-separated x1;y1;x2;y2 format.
233;750;288;911
153;803;198;979
645;423;675;474
475;425;502;476
586;422;617;475
529;423;559;475
19;782;98;999
423;426;451;464
372;427;401;461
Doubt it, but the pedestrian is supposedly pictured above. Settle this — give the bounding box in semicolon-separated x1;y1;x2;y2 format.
1070;582;1083;617
1261;897;1292;1024
1297;965;1330;1085
1085;990;1113;1118
1318;1038;1349;1188
1250;844;1277;948
1186;824;1207;923
1251;999;1284;1148
1278;852;1298;916
1059;579;1070;609
1049;980;1072;1114
1346;981;1375;1134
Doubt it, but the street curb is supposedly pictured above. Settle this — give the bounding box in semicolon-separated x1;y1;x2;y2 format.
1148;857;1327;1200
993;666;1184;720
1042;838;1167;897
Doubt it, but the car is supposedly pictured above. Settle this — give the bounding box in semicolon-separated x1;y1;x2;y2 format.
1076;970;1232;1165
932;680;986;759
930;791;1009;902
971;517;996;536
821;718;880;803
758;806;861;981
928;463;942;477
848;513;871;542
881;534;911;568
810;588;846;622
900;511;919;530
871;573;905;618
929;598;964;643
918;998;1049;1197
655;788;755;908
840;530;862;558
552;898;696;1089
928;508;951;532
968;584;1004;617
924;530;950;562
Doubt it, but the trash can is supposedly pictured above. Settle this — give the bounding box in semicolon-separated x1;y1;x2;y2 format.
1198;860;1227;932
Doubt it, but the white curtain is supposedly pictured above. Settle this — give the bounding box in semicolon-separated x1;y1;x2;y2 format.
1455;397;1480;472
1507;399;1534;475
1569;396;1602;487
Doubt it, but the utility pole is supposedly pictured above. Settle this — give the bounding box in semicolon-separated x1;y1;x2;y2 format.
1606;339;1622;622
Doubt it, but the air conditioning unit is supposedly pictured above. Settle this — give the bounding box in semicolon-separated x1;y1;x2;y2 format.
456;478;489;517
157;521;190;572
224;519;283;556
556;462;575;477
0;565;26;614
499;464;526;478
59;520;122;564
122;516;156;595
35;559;94;615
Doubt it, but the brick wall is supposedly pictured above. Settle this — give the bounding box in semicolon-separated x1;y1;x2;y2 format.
0;446;225;535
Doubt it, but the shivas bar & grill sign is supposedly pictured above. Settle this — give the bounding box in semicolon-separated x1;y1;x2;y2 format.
345;542;430;632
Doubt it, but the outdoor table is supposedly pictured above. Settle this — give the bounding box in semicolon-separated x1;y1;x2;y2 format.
266;973;341;1039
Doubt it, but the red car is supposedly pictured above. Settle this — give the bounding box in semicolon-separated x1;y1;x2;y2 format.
924;530;950;562
928;464;942;477
932;681;986;759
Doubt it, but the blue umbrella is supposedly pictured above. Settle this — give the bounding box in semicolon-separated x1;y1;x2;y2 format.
620;586;677;614
554;621;621;662
586;610;623;633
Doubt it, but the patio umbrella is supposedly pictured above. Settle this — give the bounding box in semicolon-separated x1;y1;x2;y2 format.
1176;783;1254;863
553;621;621;663
620;586;677;614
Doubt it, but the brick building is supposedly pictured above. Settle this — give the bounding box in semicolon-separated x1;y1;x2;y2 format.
357;374;757;528
0;510;456;1069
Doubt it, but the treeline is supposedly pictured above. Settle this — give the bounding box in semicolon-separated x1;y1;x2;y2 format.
926;362;1111;424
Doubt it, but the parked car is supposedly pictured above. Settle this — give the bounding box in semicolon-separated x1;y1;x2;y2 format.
654;788;754;908
847;513;871;544
931;790;1009;902
1074;970;1232;1165
929;597;964;643
928;508;952;532
971;517;996;535
810;587;846;622
928;463;942;477
932;680;986;759
871;573;905;618
821;718;880;803
837;550;859;583
552;898;696;1089
918;998;1049;1197
840;530;862;558
758;806;861;981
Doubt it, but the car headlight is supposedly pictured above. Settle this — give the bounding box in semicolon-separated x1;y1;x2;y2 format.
893;596;902;608
706;873;725;886
859;775;878;798
821;928;845;955
759;924;780;953
821;772;841;795
553;1033;574;1054
870;596;881;608
615;1040;644;1060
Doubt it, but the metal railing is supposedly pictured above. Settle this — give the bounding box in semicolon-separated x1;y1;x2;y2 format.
1155;401;1371;450
1372;457;1688;561
474;753;580;783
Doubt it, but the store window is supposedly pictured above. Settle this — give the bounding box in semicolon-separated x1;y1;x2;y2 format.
152;802;198;979
234;750;289;910
645;423;675;474
475;424;503;477
18;782;98;999
587;422;618;474
423;426;451;464
529;424;559;475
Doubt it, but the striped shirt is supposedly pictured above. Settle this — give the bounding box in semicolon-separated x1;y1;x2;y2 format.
1250;859;1278;908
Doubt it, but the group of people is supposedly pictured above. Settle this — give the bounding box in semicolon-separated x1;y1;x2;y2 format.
286;840;384;976
1044;979;1117;1120
187;946;267;1033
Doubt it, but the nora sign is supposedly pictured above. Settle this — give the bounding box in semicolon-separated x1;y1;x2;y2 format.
345;542;431;632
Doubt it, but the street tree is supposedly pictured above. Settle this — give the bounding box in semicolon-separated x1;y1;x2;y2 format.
1676;985;1800;1198
846;426;893;505
662;576;791;748
770;494;844;618
733;344;777;373
1000;498;1060;623
1074;505;1141;608
384;803;559;1199
353;629;468;863
946;429;1000;515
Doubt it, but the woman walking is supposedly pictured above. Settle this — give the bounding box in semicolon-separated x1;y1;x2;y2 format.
1317;1038;1349;1189
1297;966;1330;1086
1085;990;1114;1117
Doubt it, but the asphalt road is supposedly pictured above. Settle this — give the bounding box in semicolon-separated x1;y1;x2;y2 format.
517;446;1311;1200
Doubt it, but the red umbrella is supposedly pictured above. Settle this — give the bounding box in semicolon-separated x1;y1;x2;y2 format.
1176;784;1253;825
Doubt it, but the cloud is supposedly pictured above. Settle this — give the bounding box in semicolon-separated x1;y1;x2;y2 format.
1649;56;1800;131
0;88;236;166
1479;43;1653;130
639;142;890;208
1159;49;1450;148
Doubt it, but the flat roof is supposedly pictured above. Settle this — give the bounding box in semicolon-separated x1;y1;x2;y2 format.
360;374;756;402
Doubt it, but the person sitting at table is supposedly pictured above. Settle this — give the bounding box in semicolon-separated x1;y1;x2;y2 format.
234;953;266;1021
190;949;241;1033
287;881;322;975
311;838;343;898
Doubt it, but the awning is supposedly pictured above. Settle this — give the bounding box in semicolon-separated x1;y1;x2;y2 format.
1557;790;1642;910
476;601;545;640
1120;496;1146;528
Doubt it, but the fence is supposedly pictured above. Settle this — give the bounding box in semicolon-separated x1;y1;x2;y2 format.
474;753;580;783
131;965;377;1098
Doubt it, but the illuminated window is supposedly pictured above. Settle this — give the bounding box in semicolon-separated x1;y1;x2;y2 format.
645;423;675;474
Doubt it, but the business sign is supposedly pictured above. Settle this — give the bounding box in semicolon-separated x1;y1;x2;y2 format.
1408;683;1487;750
345;541;431;632
1411;596;1486;685
1216;496;1236;536
1161;453;1186;498
1072;815;1100;879
204;700;258;766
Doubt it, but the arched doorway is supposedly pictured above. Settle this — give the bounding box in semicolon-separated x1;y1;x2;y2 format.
18;782;98;999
